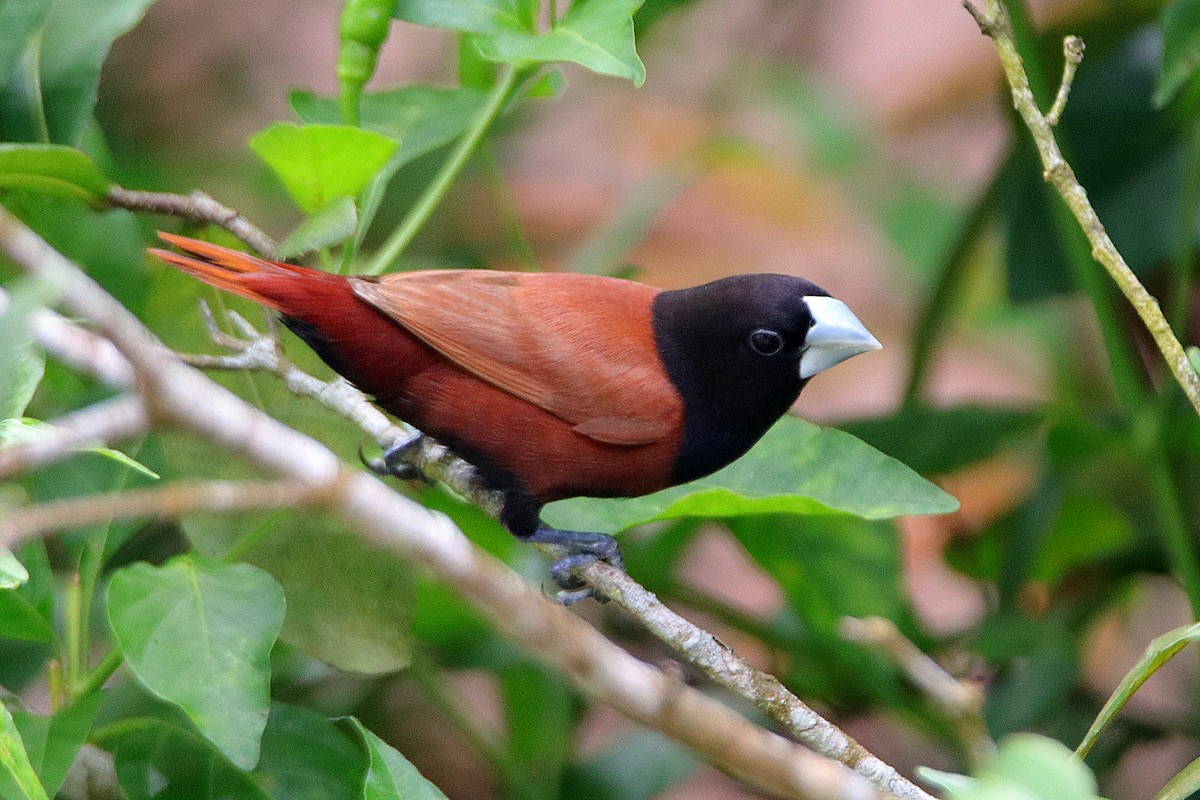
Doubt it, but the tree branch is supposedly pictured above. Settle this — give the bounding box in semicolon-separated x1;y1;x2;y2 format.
0;479;321;544
0;396;149;481
0;205;893;800
964;1;1200;415
104;187;277;257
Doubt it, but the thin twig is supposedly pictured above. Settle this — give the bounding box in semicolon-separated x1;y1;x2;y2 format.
964;0;1200;415
0;479;322;546
839;616;994;769
169;299;931;798
105;187;277;257
1045;36;1084;127
0;395;149;481
0;206;888;800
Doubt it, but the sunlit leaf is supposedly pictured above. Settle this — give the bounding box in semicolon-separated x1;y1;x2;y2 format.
544;416;959;533
106;554;285;770
1076;620;1200;759
249;123;397;214
0;550;29;590
82;446;160;480
0;145;109;203
918;734;1099;800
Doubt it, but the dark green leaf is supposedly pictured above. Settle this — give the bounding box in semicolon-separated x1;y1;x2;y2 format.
0;591;53;643
0;702;49;800
106;554;285;770
1031;493;1133;585
275;196;359;260
560;731;694;800
99;718;270;800
341;718;449;800
501;662;573;796
1158;0;1200;106
0;0;156;144
840;405;1041;476
11;692;102;796
249;123;398;214
252;704;365;800
0;144;109;202
543;416;959;533
1076;620;1200;758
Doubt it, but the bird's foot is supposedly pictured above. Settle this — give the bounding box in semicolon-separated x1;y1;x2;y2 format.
360;435;430;482
527;526;623;605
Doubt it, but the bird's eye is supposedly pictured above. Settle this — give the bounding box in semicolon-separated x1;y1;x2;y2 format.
748;328;784;356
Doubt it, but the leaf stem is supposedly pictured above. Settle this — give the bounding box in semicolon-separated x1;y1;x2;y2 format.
363;66;522;275
75;648;123;702
64;573;83;696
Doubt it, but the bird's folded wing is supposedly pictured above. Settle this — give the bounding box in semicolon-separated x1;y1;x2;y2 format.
350;270;681;446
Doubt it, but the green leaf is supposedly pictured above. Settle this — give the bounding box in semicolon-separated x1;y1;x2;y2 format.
501;662;573;792
290;86;487;167
341;718;449;800
1157;754;1200;800
840;405;1041;475
1076;620;1200;759
10;692;102;796
0;0;156;144
0;591;54;642
83;446;160;480
99;718;270;800
1157;0;1200;107
249;123;398;214
275;196;359;260
396;0;645;85
0;702;50;800
543;416;959;533
917;734;1099;800
1188;345;1200;376
0;550;29;590
186;510;415;676
252;704;365;800
0;144;109;202
105;554;285;770
0;277;59;422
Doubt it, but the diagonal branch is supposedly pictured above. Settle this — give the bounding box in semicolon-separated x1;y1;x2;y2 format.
964;0;1200;416
0;205;895;800
105;187;277;257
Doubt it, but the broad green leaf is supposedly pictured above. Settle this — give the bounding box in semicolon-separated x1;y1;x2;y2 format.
106;554;285;770
560;730;694;800
0;702;49;800
396;0;645;85
1031;493;1132;585
841;405;1041;475
10;692;102;796
543;416;959;533
0;0;156;144
252;704;365;800
275;196;358;260
1157;0;1200;106
0;144;109;203
341;718;449;800
186;510;415;675
1157;754;1200;800
1076;620;1200;759
290;86;487;167
0;0;51;86
0;277;58;422
0;592;53;642
98;718;270;800
249;123;397;214
0;549;29;589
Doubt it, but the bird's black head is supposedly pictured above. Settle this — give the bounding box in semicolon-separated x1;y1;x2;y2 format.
651;273;879;484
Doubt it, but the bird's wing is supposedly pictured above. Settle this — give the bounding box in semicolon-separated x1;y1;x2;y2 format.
350;270;681;445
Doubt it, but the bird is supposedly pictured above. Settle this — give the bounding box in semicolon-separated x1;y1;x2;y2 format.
151;232;881;600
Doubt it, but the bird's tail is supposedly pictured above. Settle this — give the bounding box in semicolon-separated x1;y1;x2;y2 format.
149;232;323;310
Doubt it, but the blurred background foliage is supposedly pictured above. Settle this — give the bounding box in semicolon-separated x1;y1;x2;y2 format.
3;0;1200;798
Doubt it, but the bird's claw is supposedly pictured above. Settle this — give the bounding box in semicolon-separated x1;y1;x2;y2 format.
528;526;623;605
360;435;428;482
